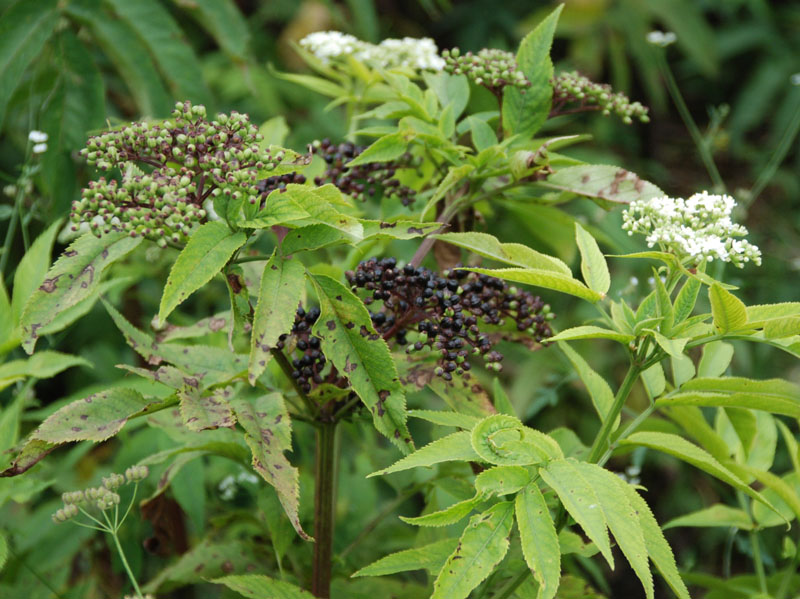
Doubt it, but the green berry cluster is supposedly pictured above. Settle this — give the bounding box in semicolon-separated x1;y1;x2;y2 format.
552;71;649;124
72;101;282;247
52;465;148;523
442;48;531;94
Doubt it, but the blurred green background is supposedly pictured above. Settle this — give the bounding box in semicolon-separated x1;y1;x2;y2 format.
0;1;798;597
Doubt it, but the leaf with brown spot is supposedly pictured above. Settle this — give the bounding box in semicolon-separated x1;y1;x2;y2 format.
248;251;304;384
231;392;310;540
542;165;664;208
179;386;237;431
310;274;413;454
142;539;270;593
32;387;173;444
225;264;251;351
152;310;231;342
104;300;246;386
0;439;56;477
20;232;141;353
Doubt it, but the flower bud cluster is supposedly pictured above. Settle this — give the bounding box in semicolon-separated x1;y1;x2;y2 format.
346;258;555;380
53;467;149;523
552;72;649;124
300;31;445;71
442;48;531;94
311;139;417;206
622;191;761;267
72;101;281;246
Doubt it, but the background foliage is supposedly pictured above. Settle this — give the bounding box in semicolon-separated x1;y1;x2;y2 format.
0;1;798;598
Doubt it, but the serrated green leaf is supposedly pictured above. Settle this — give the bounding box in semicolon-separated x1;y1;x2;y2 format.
0;530;7;573
401;494;482;527
673;275;702;324
106;0;210;104
472;414;562;466
763;316;800;339
433;231;570;275
369;431;477;477
575;223;610;296
231;393;309;540
620;484;690;599
747;470;800;527
746;302;800;324
463;267;602;302
0;350;90;391
353;538;459;577
516;482;560;599
549;325;634;344
11;220;61;325
663;504;753;530
248;253;304;383
159;221;246;325
777;420;800;476
172;0;250;60
347;132;408;166
540;459;613;568
431;501;514;599
709;284;747;333
648;330;689;359
502;5;562;137
426;371;497;417
466;116;497;151
407;410;479;429
475;465;531;496
542;165;664;207
641;363;666;399
104;300;246;386
574;463;654;599
620;432;781;514
0;0;59;128
20;232;142;353
311;274;412;453
697;341;734;378
179;386;236;431
659;377;800;418
33;388;163;443
557;342;616;424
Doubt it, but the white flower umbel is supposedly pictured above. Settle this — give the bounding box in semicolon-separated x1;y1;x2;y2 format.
299;31;444;71
622;191;761;267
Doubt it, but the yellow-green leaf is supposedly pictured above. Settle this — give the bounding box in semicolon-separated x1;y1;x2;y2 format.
516;482;560;599
158;222;246;325
708;283;747;333
463;267;602;302
575;223;610;296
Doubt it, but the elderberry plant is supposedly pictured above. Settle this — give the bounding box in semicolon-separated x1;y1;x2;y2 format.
5;6;800;599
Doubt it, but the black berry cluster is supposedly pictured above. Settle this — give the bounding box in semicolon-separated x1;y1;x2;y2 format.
72;101;283;246
442;48;531;96
310;139;417;206
552;71;649;124
345;258;555;380
276;306;330;394
256;172;308;198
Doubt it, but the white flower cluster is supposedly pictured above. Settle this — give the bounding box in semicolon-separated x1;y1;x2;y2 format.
622;191;762;267
299;31;445;71
646;30;677;47
218;470;260;500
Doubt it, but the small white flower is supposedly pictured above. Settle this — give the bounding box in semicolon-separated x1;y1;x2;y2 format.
791;73;800;86
622;191;761;268
28;130;48;143
629;276;639;286
646;31;677;47
32;142;48;154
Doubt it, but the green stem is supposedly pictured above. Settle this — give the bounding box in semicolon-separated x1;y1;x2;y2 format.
748;99;800;206
750;529;768;594
493;567;530;599
232;254;272;264
312;420;337;598
0;182;25;277
110;526;145;599
598;401;655;467
587;364;642;463
655;51;725;191
775;533;800;599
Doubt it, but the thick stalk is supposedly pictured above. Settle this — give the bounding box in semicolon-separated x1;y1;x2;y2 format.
312;420;337;598
587;364;641;463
